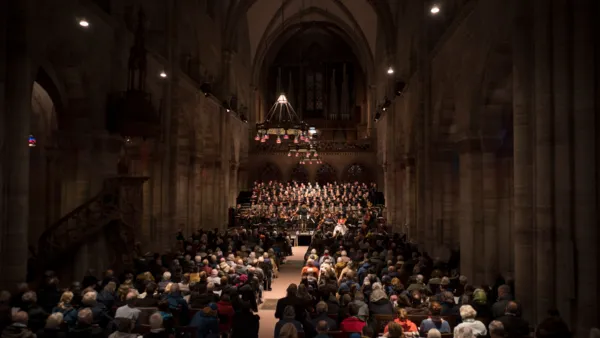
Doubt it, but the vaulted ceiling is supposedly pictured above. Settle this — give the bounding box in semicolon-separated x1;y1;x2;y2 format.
245;0;379;65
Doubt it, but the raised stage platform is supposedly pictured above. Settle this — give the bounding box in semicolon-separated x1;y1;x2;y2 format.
290;231;313;246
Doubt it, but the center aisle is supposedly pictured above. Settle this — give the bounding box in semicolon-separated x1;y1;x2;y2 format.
258;245;308;338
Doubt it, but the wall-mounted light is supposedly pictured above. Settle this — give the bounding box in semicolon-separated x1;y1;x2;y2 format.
200;83;212;97
374;112;382;122
381;97;392;111
28;135;37;147
159;71;167;78
387;66;394;75
79;18;90;27
430;5;440;14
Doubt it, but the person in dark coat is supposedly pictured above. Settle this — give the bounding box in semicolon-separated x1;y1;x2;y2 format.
275;284;304;322
309;302;337;331
67;308;105;338
20;292;48;333
492;285;514;319
1;312;36;338
274;306;303;338
37;313;67;338
0;291;12;334
230;302;259;338
142;313;170;338
535;309;571;338
52;292;78;327
496;301;530;338
38;278;62;314
189;304;219;338
368;289;394;315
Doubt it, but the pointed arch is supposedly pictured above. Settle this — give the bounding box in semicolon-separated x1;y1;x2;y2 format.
316;163;337;185
258;162;282;182
290;163;309;183
343;163;371;183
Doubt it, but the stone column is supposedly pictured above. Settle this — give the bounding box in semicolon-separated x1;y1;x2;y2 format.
481;140;500;285
440;154;455;248
1;0;33;287
238;166;248;191
534;0;556;320
229;161;239;207
457;137;484;284
497;152;513;277
572;0;598;334
403;156;417;241
381;163;391;221
551;0;574;323
512;0;535;321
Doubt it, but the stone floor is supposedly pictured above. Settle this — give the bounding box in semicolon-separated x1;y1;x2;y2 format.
258;246;307;337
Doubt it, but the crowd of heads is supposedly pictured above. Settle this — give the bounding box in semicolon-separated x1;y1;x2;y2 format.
0;227;294;338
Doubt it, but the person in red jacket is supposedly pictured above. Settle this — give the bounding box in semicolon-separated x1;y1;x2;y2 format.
340;303;366;333
384;308;418;334
216;294;235;336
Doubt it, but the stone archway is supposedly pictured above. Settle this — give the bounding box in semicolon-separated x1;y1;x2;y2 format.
259;162;283;182
343;163;370;183
316;163;337;185
290;163;309;183
29;79;61;250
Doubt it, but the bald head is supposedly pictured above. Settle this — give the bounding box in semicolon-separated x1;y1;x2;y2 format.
316;320;329;333
12;311;28;325
505;301;519;315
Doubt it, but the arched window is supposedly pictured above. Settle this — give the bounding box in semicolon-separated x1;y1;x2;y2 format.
259;163;282;183
344;163;369;183
291;164;309;183
316;163;337;185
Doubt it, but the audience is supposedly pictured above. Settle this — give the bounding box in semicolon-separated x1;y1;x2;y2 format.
1;312;35;338
453;305;487;337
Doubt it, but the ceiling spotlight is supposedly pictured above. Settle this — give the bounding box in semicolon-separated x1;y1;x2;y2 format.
159;71;167;78
79;19;90;27
226;108;230;113
430;5;440;14
387;67;394;75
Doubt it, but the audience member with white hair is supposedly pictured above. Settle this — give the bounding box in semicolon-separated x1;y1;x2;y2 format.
426;328;441;338
453;305;487;337
158;272;172;293
455;326;475;338
115;292;141;324
143;313;169;338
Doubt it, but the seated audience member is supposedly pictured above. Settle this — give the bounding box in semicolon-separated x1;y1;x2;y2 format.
68;308;105;338
384;308;418;334
277;323;298;338
115;292;141;324
340;303;366;333
231;302;259;338
419;301;451;336
310;302;337;331
497;301;530;338
107;319;138;338
313;320;330;338
426;328;441;338
275;285;303;322
454;305;487;337
350;293;369;322
1;312;36;338
142;313;169;338
471;288;492;319
137;284;158;308
492;285;514;319
535;309;571;338
38;313;66;338
488;320;505;338
386;322;404;338
80;291;111;327
189;303;219;338
21;291;48;333
52;292;77;327
274;306;303;338
368;287;394;315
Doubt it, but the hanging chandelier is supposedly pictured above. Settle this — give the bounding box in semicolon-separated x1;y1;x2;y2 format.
287;142;321;165
254;94;312;144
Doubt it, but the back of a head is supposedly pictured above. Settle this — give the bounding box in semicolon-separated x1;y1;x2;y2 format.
12;311;28;325
149;313;163;330
488;320;505;337
126;292;137;306
498;284;511;295
505;301;519;315
46;313;64;329
354;292;365;301
397;307;408;320
78;308;93;325
387;322;404;338
362;325;374;337
22;291;37;304
348;302;359;316
82;291;97;306
427;328;442;338
429;301;442;316
590;328;600;338
286;284;298;296
283;305;296;320
316;320;329;333
316;301;328;314
117;318;133;333
279;322;298;338
0;291;11;304
456;326;474;338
